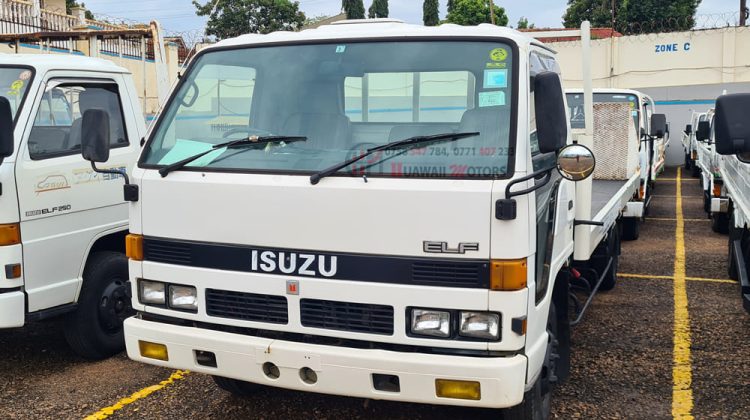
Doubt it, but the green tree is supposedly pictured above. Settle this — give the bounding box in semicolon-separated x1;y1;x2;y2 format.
445;0;509;26
517;16;534;29
65;0;94;19
423;0;440;26
447;0;456;14
194;0;306;39
368;0;389;18
342;0;366;19
563;0;701;34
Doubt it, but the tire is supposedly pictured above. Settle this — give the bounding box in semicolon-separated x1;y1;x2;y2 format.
621;217;640;241
213;376;265;397
63;252;132;360
711;212;729;234
703;190;711;215
684;154;691;170
691;164;700;178
599;226;620;291
728;213;740;280
501;305;559;420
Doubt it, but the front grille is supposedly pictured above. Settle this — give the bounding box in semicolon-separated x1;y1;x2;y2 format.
144;241;192;265
206;289;288;324
300;299;394;335
412;261;484;286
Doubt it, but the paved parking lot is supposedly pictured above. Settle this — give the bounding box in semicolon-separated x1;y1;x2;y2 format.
1;166;748;419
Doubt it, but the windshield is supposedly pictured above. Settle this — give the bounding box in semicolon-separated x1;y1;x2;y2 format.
142;41;516;178
566;92;640;132
0;67;33;123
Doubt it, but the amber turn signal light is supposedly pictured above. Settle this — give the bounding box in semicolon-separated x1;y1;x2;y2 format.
0;223;21;246
126;234;144;261
490;258;527;291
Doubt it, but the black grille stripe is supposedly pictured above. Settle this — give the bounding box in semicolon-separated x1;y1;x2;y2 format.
205;289;288;324
143;237;489;289
300;299;394;335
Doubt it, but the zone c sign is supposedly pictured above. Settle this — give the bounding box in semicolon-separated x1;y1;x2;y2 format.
655;42;691;53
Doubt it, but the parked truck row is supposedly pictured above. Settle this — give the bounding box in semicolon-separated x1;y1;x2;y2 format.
1;20;673;419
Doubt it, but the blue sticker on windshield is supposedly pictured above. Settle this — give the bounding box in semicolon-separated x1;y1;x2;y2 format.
483;69;508;89
335;45;346;53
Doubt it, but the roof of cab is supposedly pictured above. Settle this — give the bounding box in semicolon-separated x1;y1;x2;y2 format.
0;54;129;74
208;19;539;51
566;88;646;96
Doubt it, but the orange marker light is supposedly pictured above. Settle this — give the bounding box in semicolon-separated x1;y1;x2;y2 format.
126;234;144;261
0;223;21;246
490;258;528;291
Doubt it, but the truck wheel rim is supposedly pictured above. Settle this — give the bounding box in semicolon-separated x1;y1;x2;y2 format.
99;279;132;334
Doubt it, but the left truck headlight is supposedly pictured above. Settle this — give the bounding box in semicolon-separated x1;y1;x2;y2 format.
459;311;500;340
169;284;198;312
139;279;166;305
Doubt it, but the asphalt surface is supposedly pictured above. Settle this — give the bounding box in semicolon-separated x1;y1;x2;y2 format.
1;166;748;419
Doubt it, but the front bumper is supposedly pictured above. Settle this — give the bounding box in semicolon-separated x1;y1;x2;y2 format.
0;291;25;328
125;317;528;408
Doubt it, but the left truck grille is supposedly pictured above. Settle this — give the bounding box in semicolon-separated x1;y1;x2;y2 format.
206;289;288;324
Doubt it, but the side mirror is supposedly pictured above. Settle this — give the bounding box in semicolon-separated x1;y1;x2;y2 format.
696;120;710;142
534;72;567;153
0;97;15;159
714;93;750;162
650;114;667;138
684;124;692;135
81;109;111;163
557;143;595;181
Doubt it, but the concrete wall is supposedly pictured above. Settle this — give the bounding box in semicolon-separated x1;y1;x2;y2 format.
550;27;750;165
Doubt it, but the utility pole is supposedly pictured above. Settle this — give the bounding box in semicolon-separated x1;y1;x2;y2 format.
489;0;495;25
741;0;748;26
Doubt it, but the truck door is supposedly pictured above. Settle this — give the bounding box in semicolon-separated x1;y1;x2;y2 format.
16;76;133;312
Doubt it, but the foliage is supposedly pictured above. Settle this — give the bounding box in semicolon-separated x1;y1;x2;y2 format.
447;0;456;14
423;0;440;26
517;16;534;29
342;0;366;19
194;0;306;39
445;0;509;26
563;0;702;34
368;0;389;18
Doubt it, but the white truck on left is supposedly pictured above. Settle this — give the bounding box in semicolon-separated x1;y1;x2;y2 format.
0;54;145;359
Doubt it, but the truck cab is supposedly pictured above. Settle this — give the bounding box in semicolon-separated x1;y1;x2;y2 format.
0;55;145;359
694;108;731;233
683;111;707;175
87;21;636;418
566;89;666;229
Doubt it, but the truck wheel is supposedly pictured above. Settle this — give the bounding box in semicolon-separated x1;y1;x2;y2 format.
213;376;265;397
728;213;741;280
684;154;691;170
63;252;132;360
501;304;559;420
599;227;620;291
703;190;711;215
711;212;729;234
691;164;700;178
621;217;640;241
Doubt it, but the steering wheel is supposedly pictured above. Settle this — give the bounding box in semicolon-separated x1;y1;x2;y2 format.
221;126;274;139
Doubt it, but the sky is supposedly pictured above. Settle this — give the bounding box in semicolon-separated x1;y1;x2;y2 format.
82;0;743;35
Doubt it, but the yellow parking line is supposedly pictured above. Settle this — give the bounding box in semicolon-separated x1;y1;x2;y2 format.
672;167;694;419
619;273;735;284
84;370;190;420
657;178;699;182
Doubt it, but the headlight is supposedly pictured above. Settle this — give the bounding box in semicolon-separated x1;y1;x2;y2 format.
410;309;451;338
459;311;500;340
169;284;198;312
139;280;166;305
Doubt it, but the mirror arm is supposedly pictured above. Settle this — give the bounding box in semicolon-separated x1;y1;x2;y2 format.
89;161;139;202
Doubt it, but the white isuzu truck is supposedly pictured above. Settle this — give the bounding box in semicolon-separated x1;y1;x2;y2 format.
712;93;750;313
566;88;667;239
80;21;650;418
0;54;145;358
694;109;732;233
683;110;708;176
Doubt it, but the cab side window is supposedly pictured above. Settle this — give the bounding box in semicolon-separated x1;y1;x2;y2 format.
29;83;128;160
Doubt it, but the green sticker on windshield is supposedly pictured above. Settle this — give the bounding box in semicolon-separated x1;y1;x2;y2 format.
479;91;505;107
335;45;346;53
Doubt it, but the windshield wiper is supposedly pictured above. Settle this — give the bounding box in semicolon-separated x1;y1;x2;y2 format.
159;135;307;177
309;132;479;185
